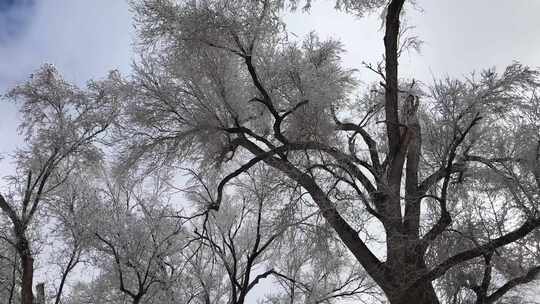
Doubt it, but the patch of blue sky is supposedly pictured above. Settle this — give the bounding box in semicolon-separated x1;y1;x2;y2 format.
0;0;35;44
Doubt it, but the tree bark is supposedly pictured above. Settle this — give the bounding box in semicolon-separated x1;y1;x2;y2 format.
54;248;79;304
20;249;34;304
8;257;16;304
1;188;37;304
390;280;440;304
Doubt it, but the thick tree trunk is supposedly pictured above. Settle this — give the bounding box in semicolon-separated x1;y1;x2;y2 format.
389;281;440;304
16;234;35;304
20;252;34;304
382;249;440;304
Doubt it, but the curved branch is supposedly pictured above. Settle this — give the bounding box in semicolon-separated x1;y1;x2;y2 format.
486;265;540;303
239;138;390;289
0;195;21;229
334;120;382;175
212;144;290;210
213;139;377;211
420;113;482;246
411;217;540;289
308;163;383;221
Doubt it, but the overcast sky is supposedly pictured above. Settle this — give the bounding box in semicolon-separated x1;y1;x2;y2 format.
1;0;540;158
0;0;539;298
1;0;540;155
0;0;133;157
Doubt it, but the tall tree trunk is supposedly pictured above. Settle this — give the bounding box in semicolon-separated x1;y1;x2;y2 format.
18;238;34;304
21;254;34;304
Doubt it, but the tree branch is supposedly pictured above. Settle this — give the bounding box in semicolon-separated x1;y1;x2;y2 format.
239;138;390;289
485;265;540;303
384;0;406;162
411;217;540;288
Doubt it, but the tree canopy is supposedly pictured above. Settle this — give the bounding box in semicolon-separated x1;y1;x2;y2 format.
1;1;539;304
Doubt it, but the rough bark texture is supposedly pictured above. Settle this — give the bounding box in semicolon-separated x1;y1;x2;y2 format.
20;247;34;304
381;1;441;302
1;195;35;304
391;281;440;304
